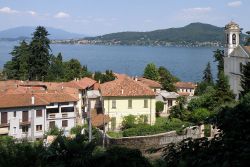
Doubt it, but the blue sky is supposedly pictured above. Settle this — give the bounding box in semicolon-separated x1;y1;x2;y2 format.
0;0;249;35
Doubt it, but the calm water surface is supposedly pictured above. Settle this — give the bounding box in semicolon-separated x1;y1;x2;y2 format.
0;41;218;82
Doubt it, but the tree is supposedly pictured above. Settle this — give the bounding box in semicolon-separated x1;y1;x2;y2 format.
63;59;82;81
170;96;189;120
93;70;115;83
202;62;213;84
143;63;160;81
241;62;250;96
29;26;51;80
158;66;179;92
162;93;250;167
213;49;224;75
3;40;30;80
46;53;65;81
245;31;250;46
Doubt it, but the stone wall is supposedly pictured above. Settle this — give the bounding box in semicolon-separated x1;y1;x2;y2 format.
105;125;204;151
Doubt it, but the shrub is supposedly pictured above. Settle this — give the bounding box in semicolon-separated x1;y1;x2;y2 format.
45;126;62;136
189;108;211;124
70;125;84;135
156;101;164;113
121;115;137;130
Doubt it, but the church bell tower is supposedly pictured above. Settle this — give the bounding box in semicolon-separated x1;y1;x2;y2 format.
225;21;241;57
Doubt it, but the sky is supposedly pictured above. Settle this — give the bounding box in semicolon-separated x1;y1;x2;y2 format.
0;0;249;36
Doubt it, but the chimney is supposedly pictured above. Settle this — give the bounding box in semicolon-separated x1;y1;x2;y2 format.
121;89;124;95
135;76;138;81
61;86;64;90
31;95;35;105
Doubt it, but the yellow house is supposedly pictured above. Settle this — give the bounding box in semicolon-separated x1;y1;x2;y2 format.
100;77;156;130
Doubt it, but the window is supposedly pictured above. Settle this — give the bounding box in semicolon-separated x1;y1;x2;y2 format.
111;117;116;131
232;34;236;44
22;111;28;122
112;100;116;109
61;107;74;112
1;112;8;124
49;121;55;129
62;120;68;127
36;125;42;131
240;63;244;73
60;102;69;106
227;34;229;44
144;99;148;108
168;100;173;107
22;126;29;133
13;111;16;117
36;110;42;117
128;99;132;109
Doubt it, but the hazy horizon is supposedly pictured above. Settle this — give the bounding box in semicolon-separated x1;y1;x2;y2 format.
0;0;249;36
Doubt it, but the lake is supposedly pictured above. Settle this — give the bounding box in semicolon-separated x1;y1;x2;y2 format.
0;41;219;82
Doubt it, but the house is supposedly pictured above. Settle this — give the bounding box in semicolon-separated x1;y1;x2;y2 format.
156;90;179;116
0;92;78;140
137;77;162;92
223;21;250;99
100;76;156;130
175;82;197;96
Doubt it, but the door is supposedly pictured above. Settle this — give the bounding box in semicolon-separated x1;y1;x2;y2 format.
22;111;28;122
1;112;7;124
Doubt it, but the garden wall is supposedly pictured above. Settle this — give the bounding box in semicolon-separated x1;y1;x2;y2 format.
105;125;204;151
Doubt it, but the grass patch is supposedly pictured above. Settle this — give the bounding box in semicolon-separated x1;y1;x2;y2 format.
107;131;123;138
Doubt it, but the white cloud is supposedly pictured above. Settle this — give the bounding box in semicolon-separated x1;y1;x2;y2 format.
183;7;212;13
0;7;18;14
27;10;36;16
54;12;70;19
228;1;242;7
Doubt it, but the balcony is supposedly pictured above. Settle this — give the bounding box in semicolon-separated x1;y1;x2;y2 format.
0;123;9;128
47;112;75;120
20;119;31;126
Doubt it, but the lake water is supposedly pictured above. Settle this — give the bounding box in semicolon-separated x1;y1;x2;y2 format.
0;41;219;82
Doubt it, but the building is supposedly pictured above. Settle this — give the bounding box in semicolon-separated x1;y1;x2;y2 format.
0;93;78;140
156;90;179;116
175;82;197;96
100;77;156;130
224;21;250;99
137;77;162;92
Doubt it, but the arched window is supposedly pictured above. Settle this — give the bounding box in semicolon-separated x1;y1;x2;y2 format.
232;34;236;44
227;34;229;44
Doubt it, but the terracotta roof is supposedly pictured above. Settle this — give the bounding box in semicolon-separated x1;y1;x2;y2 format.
64;77;96;90
37;93;78;103
0;94;49;108
92;114;110;127
138;77;162;88
100;77;155;97
114;73;129;79
243;46;250;55
175;82;196;89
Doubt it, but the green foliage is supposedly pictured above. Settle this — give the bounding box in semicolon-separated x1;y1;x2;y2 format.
144;63;160;81
63;58;82;81
158;66;179;92
245;31;250;46
122;115;137;130
202;62;213;84
213;49;224;75
70;125;84;135
107;131;123;138
204;124;211;137
46;53;64;81
162;92;250;167
170;96;189;120
241;62;250;96
123;118;190;137
29;26;51;80
45;126;62;136
188;108;211;124
156;101;164;113
94;70;115;83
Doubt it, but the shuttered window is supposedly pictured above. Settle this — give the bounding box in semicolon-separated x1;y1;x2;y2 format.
128;99;132;109
36;110;42;117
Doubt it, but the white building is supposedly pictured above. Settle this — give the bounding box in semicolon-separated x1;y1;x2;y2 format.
224;21;250;99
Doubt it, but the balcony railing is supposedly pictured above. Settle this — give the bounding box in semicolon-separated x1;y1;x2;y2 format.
47;112;75;120
19;118;31;126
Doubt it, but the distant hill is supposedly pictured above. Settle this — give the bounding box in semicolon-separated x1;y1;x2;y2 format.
0;26;85;40
85;23;243;46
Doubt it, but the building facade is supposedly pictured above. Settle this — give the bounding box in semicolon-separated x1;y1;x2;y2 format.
224;21;250;99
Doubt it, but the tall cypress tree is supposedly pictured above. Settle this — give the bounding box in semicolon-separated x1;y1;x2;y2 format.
29;26;51;80
213;49;224;76
241;62;250;96
202;62;213;84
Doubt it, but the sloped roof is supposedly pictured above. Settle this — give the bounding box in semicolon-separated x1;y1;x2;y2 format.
100;77;155;97
87;90;101;98
64;77;96;90
92;114;110;127
37;93;78;103
0;94;49;108
243;46;250;56
157;90;179;99
175;82;196;89
138;77;162;88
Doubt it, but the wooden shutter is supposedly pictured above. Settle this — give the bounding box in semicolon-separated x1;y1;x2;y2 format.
62;120;68;127
22;111;28;122
49;121;55;129
1;112;8;124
